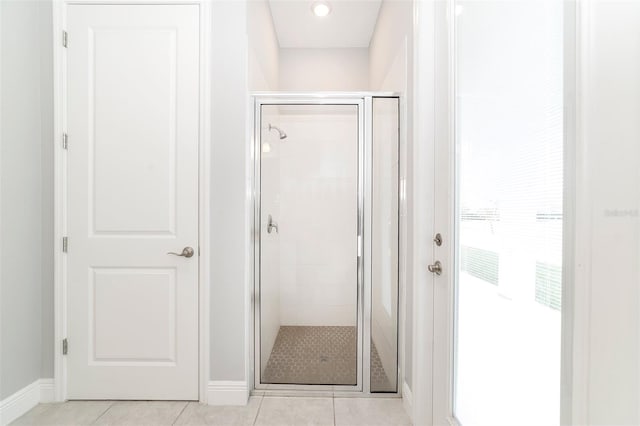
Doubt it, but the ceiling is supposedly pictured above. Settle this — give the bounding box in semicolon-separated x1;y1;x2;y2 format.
268;0;382;49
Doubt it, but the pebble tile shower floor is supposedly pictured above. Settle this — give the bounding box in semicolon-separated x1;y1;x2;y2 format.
262;326;392;390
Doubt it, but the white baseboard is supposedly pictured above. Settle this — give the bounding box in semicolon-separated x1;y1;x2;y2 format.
402;381;413;421
206;381;249;406
0;380;39;426
0;379;57;425
39;379;56;403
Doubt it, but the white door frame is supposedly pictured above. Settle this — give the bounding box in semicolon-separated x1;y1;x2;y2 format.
410;0;453;424
412;0;580;425
52;0;212;402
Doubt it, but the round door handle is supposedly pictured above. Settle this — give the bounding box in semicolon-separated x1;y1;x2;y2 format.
168;247;195;258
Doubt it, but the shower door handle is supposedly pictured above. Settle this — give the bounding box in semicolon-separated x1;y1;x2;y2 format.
267;214;278;234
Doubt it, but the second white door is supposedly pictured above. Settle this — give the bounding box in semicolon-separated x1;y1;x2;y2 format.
66;4;200;400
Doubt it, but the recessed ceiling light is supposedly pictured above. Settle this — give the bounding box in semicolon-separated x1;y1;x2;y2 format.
311;1;331;17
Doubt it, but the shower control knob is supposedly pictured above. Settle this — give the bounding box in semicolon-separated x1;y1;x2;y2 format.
428;261;442;275
267;214;279;234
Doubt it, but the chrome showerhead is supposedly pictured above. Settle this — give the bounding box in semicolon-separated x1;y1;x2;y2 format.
268;123;287;140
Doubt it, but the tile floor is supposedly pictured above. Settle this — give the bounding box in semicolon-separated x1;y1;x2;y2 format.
10;396;412;426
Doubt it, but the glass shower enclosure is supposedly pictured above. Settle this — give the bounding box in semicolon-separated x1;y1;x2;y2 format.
253;94;400;394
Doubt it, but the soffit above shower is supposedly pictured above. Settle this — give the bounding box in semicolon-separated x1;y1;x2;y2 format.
268;0;382;48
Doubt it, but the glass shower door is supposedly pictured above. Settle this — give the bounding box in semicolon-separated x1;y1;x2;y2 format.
258;103;360;386
370;97;400;392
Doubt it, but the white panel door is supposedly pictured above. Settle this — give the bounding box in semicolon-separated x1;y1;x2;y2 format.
66;4;199;400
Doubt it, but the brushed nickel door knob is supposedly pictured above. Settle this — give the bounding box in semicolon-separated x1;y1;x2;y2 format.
168;247;195;258
428;260;442;275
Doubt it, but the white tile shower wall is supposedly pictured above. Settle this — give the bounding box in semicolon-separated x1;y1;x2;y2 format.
277;108;358;326
260;108;282;375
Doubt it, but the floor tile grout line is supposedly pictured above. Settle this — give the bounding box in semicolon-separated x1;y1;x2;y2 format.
252;395;265;426
90;401;116;425
17;396;410;426
332;393;336;426
171;401;190;426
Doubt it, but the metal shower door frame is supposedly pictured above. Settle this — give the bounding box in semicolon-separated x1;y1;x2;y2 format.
251;93;400;396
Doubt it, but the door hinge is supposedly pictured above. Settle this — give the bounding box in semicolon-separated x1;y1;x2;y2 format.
62;237;68;253
62;31;68;48
62;133;68;149
62;338;68;355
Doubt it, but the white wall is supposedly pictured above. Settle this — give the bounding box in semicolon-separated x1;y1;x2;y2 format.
0;0;51;399
279;48;369;91
248;0;279;91
368;0;413;391
369;1;412;92
575;1;640;423
276;107;359;326
39;0;55;382
209;0;251;382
